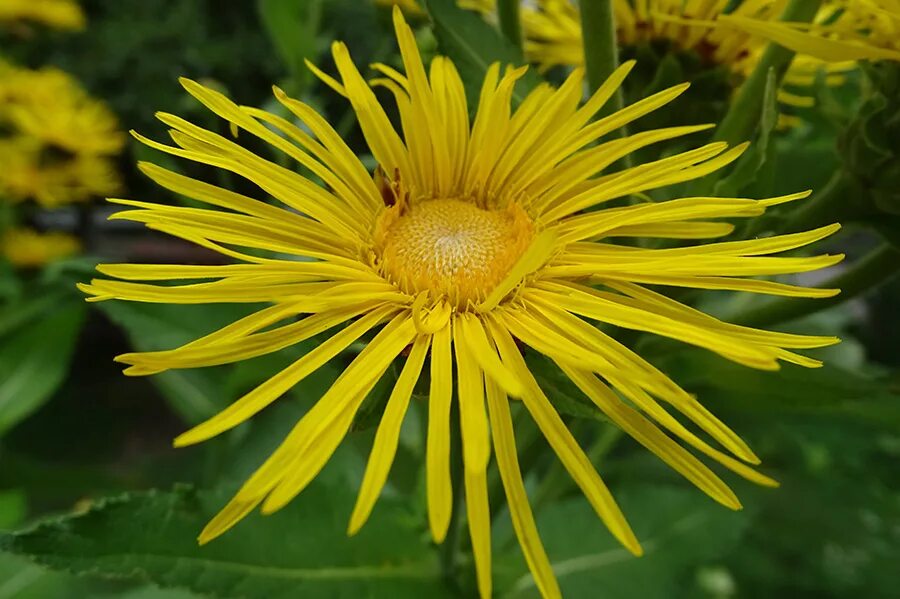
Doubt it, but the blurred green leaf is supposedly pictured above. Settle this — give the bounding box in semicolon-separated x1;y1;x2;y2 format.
526;354;611;424
0;300;86;436
94;302;258;424
423;0;541;108
714;68;779;198
258;0;324;92
0;490;26;530
663;350;900;428
499;484;749;598
1;476;447;599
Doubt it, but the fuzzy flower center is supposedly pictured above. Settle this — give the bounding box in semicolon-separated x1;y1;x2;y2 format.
375;198;534;308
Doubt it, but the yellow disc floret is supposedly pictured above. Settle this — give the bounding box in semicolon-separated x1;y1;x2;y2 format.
375;198;534;308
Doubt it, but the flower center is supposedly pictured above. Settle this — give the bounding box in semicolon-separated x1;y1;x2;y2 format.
375;199;534;308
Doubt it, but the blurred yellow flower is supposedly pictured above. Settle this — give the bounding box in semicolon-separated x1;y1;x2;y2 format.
0;0;85;31
0;61;124;206
2;227;80;267
83;8;842;598
721;0;900;63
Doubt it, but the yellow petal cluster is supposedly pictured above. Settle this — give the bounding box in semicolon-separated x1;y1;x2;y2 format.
83;8;842;598
0;0;84;31
0;61;124;207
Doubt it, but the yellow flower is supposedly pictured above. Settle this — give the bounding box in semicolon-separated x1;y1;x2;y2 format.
0;0;85;31
81;8;842;598
2;227;80;267
524;1;855;123
720;0;900;63
375;0;426;17
0;62;123;206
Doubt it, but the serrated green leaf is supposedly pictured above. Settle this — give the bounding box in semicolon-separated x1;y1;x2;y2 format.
1;477;447;599
0;300;85;436
423;0;541;108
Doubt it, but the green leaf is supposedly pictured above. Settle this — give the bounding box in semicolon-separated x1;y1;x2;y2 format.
663;350;900;428
499;484;749;598
95;302;258;424
423;0;541;108
0;300;85;436
713;67;779;197
258;0;324;92
1;478;447;598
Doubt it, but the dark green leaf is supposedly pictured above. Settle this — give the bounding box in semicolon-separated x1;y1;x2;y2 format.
0;300;85;436
499;484;749;598
95;302;259;424
1;477;447;599
663;350;900;428
423;0;541;108
714;67;779;197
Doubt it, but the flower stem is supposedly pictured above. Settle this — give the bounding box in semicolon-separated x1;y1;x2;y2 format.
580;0;630;169
497;0;523;54
581;0;623;109
731;243;900;328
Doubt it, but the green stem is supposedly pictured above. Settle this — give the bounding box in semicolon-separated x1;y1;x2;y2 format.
497;0;523;54
580;0;630;170
580;0;623;114
731;244;900;328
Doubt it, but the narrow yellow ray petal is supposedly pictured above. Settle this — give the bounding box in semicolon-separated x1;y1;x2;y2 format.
427;322;454;543
465;465;493;599
485;379;561;599
261;316;417;513
488;318;643;556
454;316;491;474
348;334;429;535
458;313;523;398
477;229;557;312
561;365;742;510
172;306;399;447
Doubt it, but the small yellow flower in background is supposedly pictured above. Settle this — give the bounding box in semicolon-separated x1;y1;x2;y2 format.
82;8;842;598
0;0;85;31
2;227;80;267
721;0;900;63
0;61;124;207
524;0;855;122
376;0;427;18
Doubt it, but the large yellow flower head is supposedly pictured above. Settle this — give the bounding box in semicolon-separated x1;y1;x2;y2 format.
0;62;124;206
0;0;85;31
525;0;781;74
721;0;900;63
82;8;842;598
